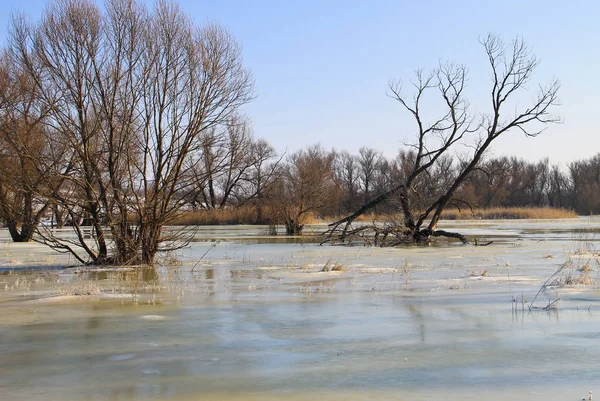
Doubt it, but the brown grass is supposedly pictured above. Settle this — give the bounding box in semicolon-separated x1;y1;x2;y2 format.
352;213;379;222
320;259;344;272
171;207;327;226
329;207;576;224
173;206;576;226
439;207;577;220
299;212;324;225
548;261;595;287
172;206;262;226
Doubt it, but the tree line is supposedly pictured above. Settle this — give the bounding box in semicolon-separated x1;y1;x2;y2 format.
221;145;598;237
295;149;600;219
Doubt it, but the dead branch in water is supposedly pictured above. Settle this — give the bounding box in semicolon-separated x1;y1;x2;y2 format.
320;221;492;247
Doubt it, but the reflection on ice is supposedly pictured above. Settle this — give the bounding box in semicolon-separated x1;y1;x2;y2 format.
1;218;600;400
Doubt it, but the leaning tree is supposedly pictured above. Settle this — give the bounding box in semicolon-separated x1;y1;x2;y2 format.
324;34;560;245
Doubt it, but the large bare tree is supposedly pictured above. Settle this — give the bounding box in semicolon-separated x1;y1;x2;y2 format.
8;0;253;264
324;35;560;245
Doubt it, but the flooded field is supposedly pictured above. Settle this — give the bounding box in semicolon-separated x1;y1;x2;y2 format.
2;218;600;401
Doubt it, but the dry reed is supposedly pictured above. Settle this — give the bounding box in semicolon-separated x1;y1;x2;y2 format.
439;207;577;220
171;207;326;226
173;206;576;226
172;206;262;226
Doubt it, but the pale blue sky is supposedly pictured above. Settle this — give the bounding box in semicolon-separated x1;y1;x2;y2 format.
1;0;598;164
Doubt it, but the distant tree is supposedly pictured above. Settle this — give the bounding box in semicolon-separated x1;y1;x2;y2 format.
231;138;283;222
546;163;569;209
275;144;338;235
325;34;559;245
333;150;360;213
457;156;511;208
0;53;68;242
568;154;600;215
370;157;398;213
459;156;557;209
183;116;280;214
357;146;383;205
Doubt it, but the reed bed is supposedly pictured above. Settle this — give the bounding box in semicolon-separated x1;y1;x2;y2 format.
439;207;577;220
172;206;262;226
332;207;576;224
172;206;577;226
171;207;323;226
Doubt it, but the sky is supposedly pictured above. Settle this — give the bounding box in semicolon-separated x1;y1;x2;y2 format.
0;0;598;165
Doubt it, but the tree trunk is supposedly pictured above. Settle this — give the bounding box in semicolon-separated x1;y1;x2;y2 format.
285;219;304;235
6;221;35;242
141;224;161;265
53;205;65;229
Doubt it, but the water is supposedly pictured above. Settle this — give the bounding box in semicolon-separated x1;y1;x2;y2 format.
1;218;600;400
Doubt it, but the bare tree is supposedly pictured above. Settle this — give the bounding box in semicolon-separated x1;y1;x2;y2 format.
275;144;338;235
9;0;253;264
371;157;396;197
229;137;283;221
569;154;600;215
333;150;360;213
547;163;568;209
324;34;559;245
458;156;512;208
183;116;280;213
357;146;383;205
0;44;69;242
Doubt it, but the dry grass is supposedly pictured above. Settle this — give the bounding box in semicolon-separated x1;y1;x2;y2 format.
4;277;32;291
469;268;488;277
551;241;599;287
300;212;324;225
172;206;262;225
320;259;344;272
549;259;596;287
173;206;576;227
352;213;379;222
171;207;327;226
531;245;598;310
56;281;103;296
398;259;412;284
328;207;576;224
439;207;577;220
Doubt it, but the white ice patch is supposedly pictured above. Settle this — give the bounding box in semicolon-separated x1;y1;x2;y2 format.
107;353;136;361
142;369;161;375
139;314;167;320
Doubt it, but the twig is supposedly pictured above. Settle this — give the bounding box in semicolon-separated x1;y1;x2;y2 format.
529;261;568;310
543;298;560;310
191;241;220;272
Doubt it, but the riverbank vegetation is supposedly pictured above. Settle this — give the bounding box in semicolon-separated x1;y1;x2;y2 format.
438;207;577;220
170;206;577;226
0;0;596;264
